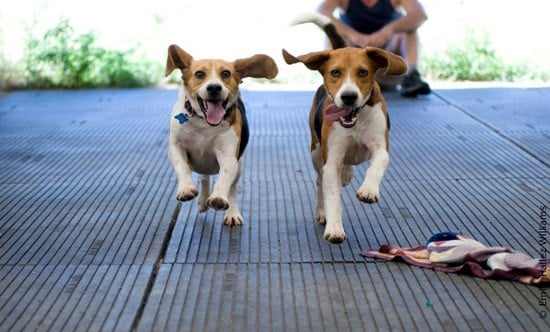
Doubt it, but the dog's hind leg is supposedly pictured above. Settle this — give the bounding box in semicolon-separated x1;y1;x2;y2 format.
311;146;325;224
341;165;354;187
315;173;325;224
198;175;210;212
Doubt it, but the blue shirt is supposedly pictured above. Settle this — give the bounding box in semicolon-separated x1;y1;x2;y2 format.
340;0;402;34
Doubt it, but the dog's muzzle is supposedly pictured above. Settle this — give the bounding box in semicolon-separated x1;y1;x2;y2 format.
324;104;359;128
197;96;230;126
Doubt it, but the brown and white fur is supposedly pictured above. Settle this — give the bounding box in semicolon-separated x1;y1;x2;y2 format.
165;44;278;225
283;13;407;243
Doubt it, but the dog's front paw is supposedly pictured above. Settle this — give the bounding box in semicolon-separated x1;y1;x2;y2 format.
323;223;346;244
206;196;230;210
356;185;379;204
341;165;354;187
223;211;243;226
176;185;198;201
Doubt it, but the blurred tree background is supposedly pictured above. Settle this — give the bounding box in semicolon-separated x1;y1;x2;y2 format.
0;0;548;90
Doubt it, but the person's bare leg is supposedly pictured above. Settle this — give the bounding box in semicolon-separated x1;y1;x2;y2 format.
376;34;405;89
385;33;404;57
399;31;431;97
403;31;418;70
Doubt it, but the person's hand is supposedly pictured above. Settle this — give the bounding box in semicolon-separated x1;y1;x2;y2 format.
366;26;392;48
348;26;392;48
349;33;371;48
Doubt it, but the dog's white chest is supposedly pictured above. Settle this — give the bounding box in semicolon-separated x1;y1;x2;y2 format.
170;117;234;175
338;103;388;164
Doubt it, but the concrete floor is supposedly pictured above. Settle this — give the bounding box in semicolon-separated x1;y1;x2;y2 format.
0;86;549;331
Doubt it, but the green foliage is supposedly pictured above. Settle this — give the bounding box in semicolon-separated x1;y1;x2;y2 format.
21;18;161;89
422;31;536;82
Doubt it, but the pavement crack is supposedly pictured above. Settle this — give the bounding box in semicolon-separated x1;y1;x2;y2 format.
131;201;181;331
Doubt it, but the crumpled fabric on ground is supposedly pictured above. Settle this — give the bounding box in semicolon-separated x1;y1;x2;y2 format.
361;231;550;286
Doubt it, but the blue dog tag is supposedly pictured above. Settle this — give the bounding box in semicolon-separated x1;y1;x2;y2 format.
174;113;189;124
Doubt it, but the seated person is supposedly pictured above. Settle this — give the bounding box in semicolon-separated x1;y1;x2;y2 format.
318;0;431;97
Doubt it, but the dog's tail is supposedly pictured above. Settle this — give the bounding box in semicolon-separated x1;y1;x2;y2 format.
291;12;347;49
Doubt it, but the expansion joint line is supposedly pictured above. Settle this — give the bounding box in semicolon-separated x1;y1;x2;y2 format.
130;201;181;331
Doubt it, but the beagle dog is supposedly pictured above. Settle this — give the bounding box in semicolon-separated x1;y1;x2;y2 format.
283;13;407;243
165;44;278;225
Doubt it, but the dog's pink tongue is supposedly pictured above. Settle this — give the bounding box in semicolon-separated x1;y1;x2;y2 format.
324;104;352;122
205;101;225;125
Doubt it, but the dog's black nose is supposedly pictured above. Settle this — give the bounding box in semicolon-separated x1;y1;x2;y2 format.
207;84;222;96
341;92;357;106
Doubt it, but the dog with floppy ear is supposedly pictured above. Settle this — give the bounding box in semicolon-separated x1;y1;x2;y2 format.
165;44;278;225
283;13;407;243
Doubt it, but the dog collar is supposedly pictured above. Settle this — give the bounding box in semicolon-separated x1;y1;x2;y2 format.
173;99;195;125
184;99;196;116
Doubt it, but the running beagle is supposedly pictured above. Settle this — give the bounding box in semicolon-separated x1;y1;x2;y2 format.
165;44;278;225
283;13;407;243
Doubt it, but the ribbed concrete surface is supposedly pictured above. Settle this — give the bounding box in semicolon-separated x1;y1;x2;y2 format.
1;87;549;331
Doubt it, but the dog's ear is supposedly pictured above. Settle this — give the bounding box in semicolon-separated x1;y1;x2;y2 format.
365;47;408;76
234;54;279;79
282;49;330;71
165;44;193;77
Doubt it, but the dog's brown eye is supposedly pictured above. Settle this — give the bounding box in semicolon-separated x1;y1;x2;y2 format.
195;71;205;79
358;69;368;77
330;70;341;77
221;70;231;78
